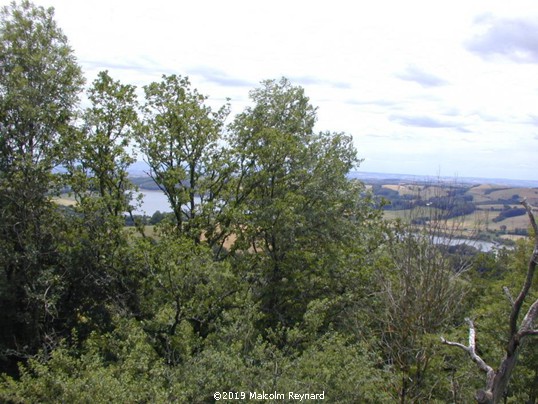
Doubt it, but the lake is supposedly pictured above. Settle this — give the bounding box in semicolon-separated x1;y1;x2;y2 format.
134;190;171;215
432;235;500;252
134;191;204;216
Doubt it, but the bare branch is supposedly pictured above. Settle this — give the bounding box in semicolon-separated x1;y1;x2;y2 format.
442;200;538;403
441;318;494;380
509;200;538;337
440;336;468;351
466;318;495;378
518;298;538;336
520;329;538;337
521;199;538;244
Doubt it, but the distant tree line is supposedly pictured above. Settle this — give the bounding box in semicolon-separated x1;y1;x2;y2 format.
491;206;527;223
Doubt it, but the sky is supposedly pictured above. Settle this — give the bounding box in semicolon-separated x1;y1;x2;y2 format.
14;0;538;181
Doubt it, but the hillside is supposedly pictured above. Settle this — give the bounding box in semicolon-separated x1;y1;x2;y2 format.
367;178;538;241
350;170;538;187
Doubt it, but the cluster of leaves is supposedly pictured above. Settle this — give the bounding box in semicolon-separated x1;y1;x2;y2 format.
0;2;536;403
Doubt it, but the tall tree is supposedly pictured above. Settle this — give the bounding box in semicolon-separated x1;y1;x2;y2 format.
226;78;380;329
66;70;139;218
137;74;230;242
0;0;84;371
60;71;141;331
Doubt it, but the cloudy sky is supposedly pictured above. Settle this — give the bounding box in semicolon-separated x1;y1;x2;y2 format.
19;0;538;180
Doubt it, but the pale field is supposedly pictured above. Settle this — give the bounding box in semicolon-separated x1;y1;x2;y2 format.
469;184;498;191
499;234;528;242
383;207;531;235
382;184;449;198
487;188;538;203
472;210;530;232
467;186;538;204
125;225;159;239
53;195;76;206
440;209;530;234
382;206;444;221
382;184;409;193
382;183;537;235
382;210;406;221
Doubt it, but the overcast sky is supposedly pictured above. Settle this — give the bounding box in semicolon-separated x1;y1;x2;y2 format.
17;0;538;180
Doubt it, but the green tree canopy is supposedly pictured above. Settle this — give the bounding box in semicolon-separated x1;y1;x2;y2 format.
225;78;380;330
137;74;230;241
0;0;84;373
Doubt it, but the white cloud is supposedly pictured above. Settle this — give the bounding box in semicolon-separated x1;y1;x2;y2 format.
396;66;448;87
467;15;538;62
19;0;538;180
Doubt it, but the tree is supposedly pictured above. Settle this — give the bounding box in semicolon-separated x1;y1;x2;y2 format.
0;0;84;372
378;229;470;402
65;70;139;218
58;71;142;334
137;74;230;242
376;180;473;402
225;78;381;330
0;0;84;173
442;200;538;404
131;233;240;366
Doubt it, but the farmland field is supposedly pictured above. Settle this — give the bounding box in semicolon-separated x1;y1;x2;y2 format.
373;180;537;241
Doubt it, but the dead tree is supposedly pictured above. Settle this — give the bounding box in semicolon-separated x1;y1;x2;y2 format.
441;200;538;404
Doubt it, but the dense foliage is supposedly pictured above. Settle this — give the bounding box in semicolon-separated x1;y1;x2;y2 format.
0;2;537;403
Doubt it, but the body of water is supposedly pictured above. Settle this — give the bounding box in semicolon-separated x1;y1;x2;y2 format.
134;190;172;215
432;235;501;252
134;191;204;216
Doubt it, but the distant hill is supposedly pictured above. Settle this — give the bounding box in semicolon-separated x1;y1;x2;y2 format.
348;171;538;188
130;176;161;191
128;160;151;177
126;163;538;190
367;177;538;242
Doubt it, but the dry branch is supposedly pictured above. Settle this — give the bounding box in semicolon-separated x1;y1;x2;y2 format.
441;200;538;404
441;318;495;386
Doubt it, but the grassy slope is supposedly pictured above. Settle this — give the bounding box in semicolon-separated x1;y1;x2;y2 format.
380;183;538;236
